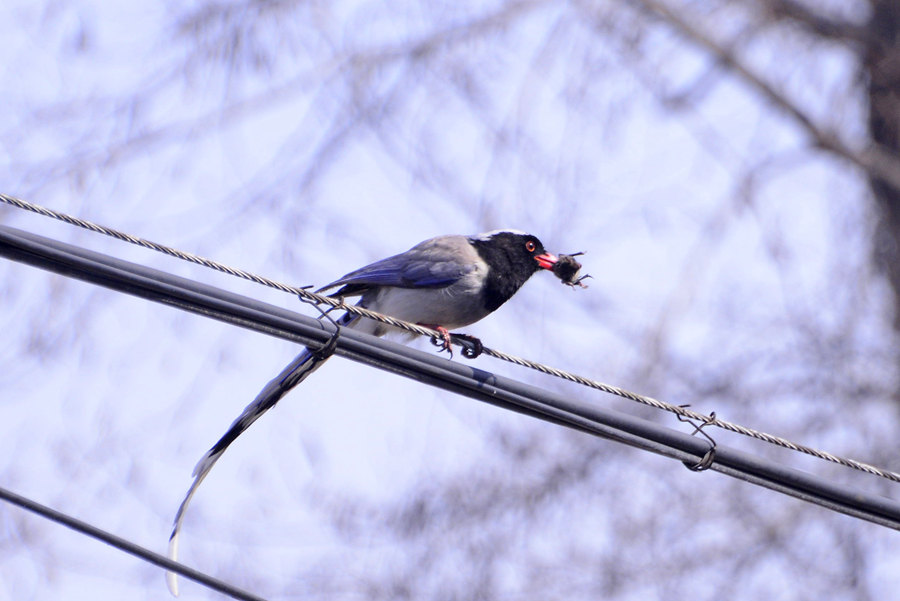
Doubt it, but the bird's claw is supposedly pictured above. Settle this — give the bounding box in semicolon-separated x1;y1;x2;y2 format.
450;333;483;359
426;327;483;359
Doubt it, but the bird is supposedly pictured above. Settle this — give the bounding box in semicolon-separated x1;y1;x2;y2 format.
166;229;559;595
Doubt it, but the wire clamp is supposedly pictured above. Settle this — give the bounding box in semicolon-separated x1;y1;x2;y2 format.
677;406;718;472
299;289;342;361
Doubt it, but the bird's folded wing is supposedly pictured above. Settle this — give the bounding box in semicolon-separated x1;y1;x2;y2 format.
318;247;476;292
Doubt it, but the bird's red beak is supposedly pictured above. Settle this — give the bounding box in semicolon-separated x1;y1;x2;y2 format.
534;252;558;270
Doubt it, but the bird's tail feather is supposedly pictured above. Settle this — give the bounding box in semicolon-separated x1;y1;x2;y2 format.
166;313;353;596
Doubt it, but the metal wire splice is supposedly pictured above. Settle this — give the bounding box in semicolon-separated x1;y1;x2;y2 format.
677;406;718;472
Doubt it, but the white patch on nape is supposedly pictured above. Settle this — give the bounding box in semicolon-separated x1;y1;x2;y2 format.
472;228;528;241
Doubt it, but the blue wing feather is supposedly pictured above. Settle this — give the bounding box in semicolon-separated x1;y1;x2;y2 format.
318;238;475;293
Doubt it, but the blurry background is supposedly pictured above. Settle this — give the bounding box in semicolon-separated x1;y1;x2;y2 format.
2;0;900;599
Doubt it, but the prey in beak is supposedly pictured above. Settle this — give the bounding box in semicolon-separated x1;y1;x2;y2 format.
549;252;591;288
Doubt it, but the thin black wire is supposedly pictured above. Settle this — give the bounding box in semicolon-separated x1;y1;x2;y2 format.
3;224;900;533
0;484;267;601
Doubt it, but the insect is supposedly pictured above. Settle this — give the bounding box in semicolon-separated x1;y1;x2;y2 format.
551;252;591;288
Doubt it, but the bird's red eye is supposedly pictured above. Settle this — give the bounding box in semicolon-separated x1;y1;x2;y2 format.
525;240;536;252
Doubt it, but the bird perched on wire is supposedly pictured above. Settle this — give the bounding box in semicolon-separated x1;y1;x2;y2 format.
167;229;562;595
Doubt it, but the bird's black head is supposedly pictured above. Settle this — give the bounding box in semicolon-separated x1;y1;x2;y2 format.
469;230;558;312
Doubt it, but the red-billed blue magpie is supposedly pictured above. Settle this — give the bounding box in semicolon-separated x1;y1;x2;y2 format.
167;230;561;594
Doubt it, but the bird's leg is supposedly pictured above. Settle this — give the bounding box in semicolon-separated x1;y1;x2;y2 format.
423;324;454;357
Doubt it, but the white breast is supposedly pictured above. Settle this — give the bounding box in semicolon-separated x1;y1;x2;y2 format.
352;257;490;337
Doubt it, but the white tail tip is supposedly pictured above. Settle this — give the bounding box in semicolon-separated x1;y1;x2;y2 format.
166;533;181;596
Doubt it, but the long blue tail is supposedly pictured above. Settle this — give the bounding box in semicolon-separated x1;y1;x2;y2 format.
166;311;356;595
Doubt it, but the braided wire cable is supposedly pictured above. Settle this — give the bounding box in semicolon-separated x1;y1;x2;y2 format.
481;346;899;481
3;193;899;484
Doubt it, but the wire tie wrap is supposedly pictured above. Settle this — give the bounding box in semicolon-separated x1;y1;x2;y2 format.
677;405;718;472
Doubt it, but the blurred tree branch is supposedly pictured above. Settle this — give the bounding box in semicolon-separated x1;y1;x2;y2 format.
865;1;900;327
635;0;900;193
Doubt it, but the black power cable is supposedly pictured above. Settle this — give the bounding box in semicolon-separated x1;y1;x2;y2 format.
3;194;897;482
0;484;266;601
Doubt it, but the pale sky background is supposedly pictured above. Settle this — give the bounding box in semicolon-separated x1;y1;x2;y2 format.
2;1;899;600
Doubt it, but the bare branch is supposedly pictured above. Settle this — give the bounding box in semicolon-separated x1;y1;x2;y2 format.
632;0;900;193
762;0;873;44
